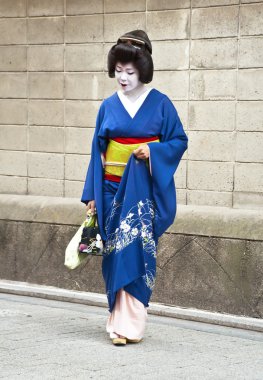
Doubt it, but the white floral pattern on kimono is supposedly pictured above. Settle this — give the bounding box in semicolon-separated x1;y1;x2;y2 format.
104;198;156;258
103;198;157;291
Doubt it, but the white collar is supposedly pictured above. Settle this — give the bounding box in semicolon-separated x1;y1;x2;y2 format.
117;87;153;103
117;87;153;118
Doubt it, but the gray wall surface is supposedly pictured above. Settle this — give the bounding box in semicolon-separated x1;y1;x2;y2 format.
0;0;262;209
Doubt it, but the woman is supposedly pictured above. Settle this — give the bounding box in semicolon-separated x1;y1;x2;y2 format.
81;30;188;346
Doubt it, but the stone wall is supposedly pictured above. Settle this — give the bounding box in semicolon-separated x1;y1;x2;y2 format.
0;194;262;318
0;0;262;209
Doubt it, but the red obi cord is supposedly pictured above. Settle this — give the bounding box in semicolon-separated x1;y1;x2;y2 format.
103;136;159;183
104;173;122;182
112;136;159;144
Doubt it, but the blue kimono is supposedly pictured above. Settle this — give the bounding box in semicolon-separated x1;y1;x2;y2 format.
81;88;188;312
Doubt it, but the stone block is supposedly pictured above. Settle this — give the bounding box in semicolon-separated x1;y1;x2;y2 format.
103;42;113;71
189;101;235;131
176;189;187;204
0;125;27;150
147;9;190;40
65;154;90;181
28;45;64;71
0;151;27;176
233;191;263;210
65;15;103;43
151;71;189;100
0;46;27;71
0;0;26;16
104;0;145;13
188;131;236;161
0;18;26;44
190;38;237;69
65;73;104;100
240;240;263;309
174;159;187;188
148;0;190;10
190;70;236;100
103;75;119;98
240;3;263;36
192;0;238;6
191;6;238;38
65;100;101;127
154;235;258;316
172;101;188;129
188;161;234;191
66;0;103;15
236;101;263;131
187;190;233;207
236;132;263;163
28;152;64;179
65;44;104;71
238;69;263;100
0;99;27;124
28;73;64;99
0;73;27;98
28;17;64;44
28;0;64;16
104;12;146;42
65;127;94;154
152;40;189;70
0;175;27;195
175;236;263;315
65;180;84;198
235;163;263;192
239;37;263;68
0;221;105;293
29;126;64;153
28;178;64;197
28;100;64;126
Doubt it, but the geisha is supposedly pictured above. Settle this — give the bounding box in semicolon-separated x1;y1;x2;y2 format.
81;30;188;346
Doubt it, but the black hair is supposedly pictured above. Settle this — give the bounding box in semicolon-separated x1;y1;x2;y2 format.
107;42;154;84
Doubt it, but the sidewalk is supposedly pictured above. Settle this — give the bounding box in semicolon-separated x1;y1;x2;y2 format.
1;293;262;379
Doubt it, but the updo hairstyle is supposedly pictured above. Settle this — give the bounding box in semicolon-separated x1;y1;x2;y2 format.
107;40;154;84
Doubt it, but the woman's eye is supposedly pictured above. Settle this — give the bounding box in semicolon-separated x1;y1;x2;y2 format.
115;70;134;75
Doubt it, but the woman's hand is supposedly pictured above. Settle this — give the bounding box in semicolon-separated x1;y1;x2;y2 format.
86;200;96;215
133;144;150;160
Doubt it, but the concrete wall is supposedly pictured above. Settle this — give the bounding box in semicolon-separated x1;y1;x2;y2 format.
0;0;262;210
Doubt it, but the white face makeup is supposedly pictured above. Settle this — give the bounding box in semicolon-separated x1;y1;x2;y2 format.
115;62;143;94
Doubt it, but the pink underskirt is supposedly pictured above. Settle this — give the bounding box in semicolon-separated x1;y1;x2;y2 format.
106;288;148;339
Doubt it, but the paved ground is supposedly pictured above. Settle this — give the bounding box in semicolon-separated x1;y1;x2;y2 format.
0;293;262;380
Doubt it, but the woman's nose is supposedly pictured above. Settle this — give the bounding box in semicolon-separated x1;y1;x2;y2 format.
120;72;128;81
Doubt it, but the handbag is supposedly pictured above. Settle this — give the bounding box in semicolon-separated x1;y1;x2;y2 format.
78;211;104;256
64;211;103;270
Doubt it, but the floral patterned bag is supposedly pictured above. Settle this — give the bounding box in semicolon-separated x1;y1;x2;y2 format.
64;212;103;270
78;212;104;256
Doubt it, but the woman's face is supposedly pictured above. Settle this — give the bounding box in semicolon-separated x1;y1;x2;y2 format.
115;61;142;93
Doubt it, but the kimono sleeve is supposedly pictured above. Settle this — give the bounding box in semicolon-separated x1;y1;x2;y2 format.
80;102;105;205
147;96;188;237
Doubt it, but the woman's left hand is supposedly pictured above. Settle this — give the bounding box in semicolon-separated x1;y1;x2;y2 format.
133;144;150;159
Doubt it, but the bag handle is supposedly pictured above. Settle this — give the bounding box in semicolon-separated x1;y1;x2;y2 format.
86;210;99;228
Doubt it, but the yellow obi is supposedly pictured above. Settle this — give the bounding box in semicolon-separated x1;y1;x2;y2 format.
104;137;160;177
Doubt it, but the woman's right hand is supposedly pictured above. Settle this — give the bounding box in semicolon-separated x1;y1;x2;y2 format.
86;200;96;215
